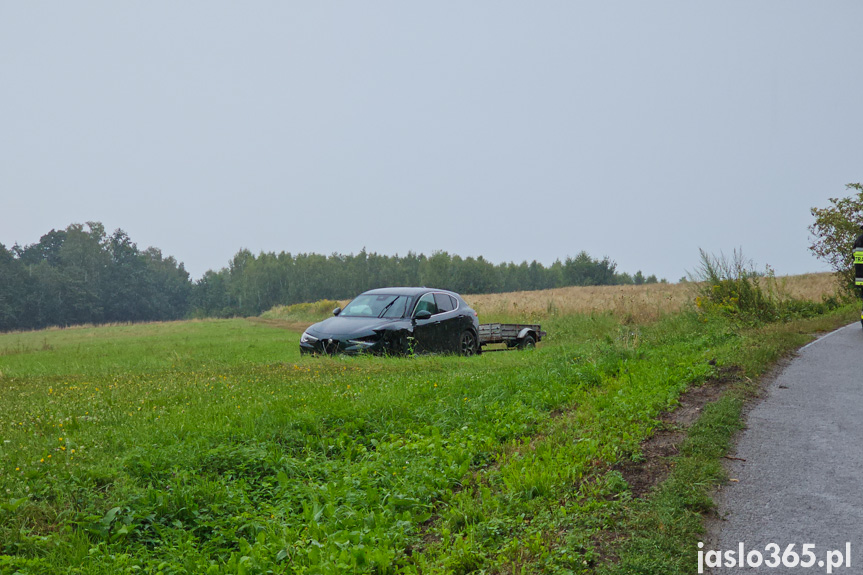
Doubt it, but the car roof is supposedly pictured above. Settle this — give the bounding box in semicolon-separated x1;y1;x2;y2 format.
361;287;456;297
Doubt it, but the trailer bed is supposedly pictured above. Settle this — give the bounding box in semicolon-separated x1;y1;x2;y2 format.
478;323;546;349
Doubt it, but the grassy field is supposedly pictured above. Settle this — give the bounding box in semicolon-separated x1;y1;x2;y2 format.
0;275;854;574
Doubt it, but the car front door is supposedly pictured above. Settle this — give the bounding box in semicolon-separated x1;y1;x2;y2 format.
411;292;445;352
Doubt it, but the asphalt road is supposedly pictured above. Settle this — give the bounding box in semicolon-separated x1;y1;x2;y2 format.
708;322;863;574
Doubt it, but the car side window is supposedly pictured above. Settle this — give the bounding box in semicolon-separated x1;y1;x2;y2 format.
434;293;455;313
415;293;438;316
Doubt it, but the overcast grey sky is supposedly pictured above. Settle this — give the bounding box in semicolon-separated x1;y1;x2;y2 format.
2;2;861;281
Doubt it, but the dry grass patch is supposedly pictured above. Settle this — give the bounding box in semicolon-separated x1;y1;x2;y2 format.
254;272;839;326
464;272;838;323
768;272;837;301
465;283;688;323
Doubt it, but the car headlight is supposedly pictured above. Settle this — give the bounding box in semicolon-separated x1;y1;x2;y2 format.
300;332;319;344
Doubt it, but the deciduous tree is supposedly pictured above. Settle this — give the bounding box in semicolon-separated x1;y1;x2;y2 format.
809;183;863;293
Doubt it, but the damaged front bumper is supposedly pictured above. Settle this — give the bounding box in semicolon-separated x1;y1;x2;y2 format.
299;331;405;356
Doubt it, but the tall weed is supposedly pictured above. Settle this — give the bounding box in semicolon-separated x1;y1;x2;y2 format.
690;249;840;324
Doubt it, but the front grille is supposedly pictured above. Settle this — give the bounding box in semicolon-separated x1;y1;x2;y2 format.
321;338;340;355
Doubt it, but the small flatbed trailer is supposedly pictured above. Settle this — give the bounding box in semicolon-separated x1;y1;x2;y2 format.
478;323;546;351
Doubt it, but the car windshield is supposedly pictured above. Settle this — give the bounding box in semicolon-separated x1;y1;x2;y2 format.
341;294;409;318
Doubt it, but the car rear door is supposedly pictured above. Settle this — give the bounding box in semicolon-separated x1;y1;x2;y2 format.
433;292;463;353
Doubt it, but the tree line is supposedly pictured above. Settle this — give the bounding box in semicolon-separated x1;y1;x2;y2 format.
0;222;662;331
0;222;191;331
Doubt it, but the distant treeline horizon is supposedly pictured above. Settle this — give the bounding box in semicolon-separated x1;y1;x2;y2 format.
0;222;664;331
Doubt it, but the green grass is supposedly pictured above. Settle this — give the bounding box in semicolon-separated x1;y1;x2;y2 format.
0;320;293;377
0;306;856;574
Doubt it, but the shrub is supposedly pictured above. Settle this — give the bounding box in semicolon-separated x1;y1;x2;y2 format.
689;250;841;325
690;249;779;324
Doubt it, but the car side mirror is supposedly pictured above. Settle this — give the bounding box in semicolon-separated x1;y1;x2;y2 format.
415;310;432;321
333;307;342;316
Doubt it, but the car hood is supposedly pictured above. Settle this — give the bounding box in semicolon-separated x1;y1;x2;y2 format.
305;316;403;339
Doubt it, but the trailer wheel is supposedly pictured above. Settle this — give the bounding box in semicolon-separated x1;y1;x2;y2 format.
459;330;477;356
518;334;536;350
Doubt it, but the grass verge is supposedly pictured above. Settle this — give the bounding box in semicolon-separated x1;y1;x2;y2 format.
598;307;858;575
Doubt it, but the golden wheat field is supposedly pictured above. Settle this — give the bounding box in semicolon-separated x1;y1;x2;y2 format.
462;272;839;323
